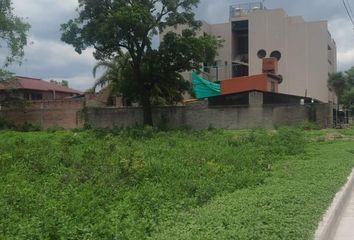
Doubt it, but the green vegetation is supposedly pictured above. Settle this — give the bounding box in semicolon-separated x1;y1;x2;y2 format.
0;127;354;239
0;0;30;107
0;118;41;132
0;0;30;67
328;66;354;114
61;0;221;125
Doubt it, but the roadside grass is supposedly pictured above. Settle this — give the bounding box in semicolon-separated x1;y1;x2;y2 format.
152;140;354;240
0;127;353;239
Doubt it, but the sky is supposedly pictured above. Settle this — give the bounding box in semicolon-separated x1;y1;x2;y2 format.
3;0;354;91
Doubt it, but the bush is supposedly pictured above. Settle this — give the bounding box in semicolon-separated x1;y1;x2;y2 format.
46;125;65;133
298;121;322;131
0;117;15;130
17;122;41;132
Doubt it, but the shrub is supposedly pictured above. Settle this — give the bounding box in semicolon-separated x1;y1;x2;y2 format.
298;121;322;131
46;125;65;133
0;117;15;130
18;122;41;132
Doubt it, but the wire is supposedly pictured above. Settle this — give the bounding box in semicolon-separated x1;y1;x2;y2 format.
346;0;354;19
343;0;354;25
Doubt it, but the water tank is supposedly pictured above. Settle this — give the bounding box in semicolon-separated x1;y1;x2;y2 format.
234;7;243;17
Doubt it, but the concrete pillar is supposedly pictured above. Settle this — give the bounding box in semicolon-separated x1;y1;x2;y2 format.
249;91;263;107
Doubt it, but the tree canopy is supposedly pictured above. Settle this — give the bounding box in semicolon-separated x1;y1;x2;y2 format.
50;80;69;87
328;66;354;113
61;0;221;125
0;0;30;107
0;0;30;67
328;72;347;99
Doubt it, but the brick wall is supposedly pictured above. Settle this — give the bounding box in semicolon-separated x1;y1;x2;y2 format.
0;99;84;129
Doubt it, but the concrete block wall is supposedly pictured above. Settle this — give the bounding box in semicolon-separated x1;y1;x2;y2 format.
87;107;144;128
85;103;331;130
315;103;333;128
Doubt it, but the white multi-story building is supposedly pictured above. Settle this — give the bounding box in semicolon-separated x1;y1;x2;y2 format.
161;2;337;103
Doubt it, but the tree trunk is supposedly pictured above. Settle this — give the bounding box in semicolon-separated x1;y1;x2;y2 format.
141;87;153;126
134;64;153;126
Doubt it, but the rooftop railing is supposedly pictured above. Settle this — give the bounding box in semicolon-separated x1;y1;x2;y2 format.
230;2;265;19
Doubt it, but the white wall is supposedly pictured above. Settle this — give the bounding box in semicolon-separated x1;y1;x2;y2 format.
230;9;336;103
210;22;232;81
160;8;337;103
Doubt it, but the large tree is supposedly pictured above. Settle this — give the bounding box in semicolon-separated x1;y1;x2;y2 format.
328;67;354;119
61;0;220;125
0;0;30;67
0;0;30;108
328;72;347;101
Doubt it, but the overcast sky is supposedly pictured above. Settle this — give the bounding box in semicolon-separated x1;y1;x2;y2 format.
4;0;354;91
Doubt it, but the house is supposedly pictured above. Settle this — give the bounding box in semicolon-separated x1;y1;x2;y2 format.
161;1;337;104
0;76;82;101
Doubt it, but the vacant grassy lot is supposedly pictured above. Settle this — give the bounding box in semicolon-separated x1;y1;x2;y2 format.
0;127;354;239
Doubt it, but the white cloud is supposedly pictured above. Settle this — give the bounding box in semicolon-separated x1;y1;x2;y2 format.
338;48;354;71
7;36;96;91
13;0;78;18
51;74;95;92
328;18;354;71
26;37;95;68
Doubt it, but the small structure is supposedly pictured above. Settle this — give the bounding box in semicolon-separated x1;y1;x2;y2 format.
0;76;82;101
193;56;283;100
220;57;283;95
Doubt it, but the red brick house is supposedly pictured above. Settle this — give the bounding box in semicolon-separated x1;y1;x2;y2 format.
0;76;82;101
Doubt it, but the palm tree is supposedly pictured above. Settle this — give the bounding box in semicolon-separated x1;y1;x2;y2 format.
92;54;130;92
91;53;138;106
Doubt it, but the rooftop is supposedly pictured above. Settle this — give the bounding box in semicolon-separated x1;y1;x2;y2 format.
0;76;82;94
230;1;266;19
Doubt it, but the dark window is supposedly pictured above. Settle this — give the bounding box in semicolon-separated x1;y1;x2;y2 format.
203;62;210;73
238;36;249;54
232;20;249;77
31;93;43;100
24;93;30;100
232;20;249;32
232;64;249;77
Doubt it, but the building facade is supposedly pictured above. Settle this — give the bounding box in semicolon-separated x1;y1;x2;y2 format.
161;2;337;103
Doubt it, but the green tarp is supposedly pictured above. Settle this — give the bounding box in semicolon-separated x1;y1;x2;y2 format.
192;72;221;99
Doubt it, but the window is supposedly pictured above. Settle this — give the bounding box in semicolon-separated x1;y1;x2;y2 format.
31;93;43;100
25;92;43;100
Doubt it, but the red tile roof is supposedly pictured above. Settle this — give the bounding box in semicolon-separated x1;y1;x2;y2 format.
0;76;82;94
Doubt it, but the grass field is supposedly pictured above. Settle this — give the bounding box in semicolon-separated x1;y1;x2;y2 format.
0;127;354;239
